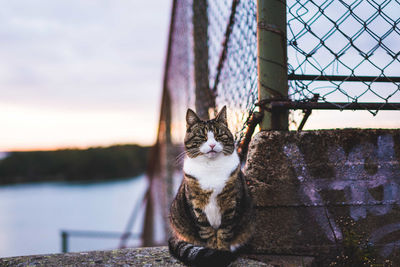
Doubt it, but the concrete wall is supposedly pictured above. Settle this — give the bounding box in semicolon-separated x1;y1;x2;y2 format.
245;129;400;263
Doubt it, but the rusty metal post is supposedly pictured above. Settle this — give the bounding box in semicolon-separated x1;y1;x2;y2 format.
193;0;215;119
163;86;174;237
141;0;177;246
141;188;154;247
257;0;288;130
61;231;68;253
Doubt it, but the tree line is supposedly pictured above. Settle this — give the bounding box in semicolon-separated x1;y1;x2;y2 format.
0;144;149;185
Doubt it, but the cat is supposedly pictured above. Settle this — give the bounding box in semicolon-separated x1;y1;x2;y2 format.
168;106;254;267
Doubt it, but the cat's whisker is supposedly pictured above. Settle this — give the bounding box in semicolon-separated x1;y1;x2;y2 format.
175;151;186;166
175;151;187;163
187;147;203;158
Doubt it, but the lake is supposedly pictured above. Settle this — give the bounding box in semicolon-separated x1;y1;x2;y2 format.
0;175;147;258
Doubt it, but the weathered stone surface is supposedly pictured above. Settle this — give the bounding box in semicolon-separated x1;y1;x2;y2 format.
0;247;274;267
244;129;400;264
246;254;316;267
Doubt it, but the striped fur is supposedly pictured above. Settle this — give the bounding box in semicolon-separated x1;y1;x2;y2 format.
169;107;254;267
168;236;236;267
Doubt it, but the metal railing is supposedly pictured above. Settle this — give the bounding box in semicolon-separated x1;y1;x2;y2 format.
287;0;400;116
60;187;148;252
60;230;141;253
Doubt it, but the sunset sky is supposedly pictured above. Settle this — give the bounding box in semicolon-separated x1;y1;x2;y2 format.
0;0;399;152
0;0;170;151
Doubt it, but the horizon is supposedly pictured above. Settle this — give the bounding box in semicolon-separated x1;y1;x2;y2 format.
0;142;150;153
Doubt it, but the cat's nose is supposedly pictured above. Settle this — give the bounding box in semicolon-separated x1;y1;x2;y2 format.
209;144;216;149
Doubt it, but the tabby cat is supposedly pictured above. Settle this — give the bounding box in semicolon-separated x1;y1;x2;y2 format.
168;106;254;267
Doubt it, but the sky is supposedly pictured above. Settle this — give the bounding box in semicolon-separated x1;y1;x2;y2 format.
0;0;398;152
0;0;171;151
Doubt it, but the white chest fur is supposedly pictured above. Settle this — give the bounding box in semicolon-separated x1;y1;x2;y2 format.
183;151;240;228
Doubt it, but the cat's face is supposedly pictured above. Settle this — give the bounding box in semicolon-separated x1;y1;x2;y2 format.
184;106;234;159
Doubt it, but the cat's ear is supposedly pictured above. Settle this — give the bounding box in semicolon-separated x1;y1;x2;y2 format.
215;105;227;125
186;108;201;128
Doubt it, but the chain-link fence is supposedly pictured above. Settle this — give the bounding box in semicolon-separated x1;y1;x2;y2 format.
163;0;400;148
287;0;400;116
165;0;259;146
147;0;400;245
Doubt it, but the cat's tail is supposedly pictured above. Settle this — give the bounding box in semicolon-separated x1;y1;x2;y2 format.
168;236;237;267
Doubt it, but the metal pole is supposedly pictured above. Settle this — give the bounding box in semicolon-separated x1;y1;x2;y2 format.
257;0;288;130
146;0;177;246
193;0;215;119
267;101;400;110
141;187;154;247
61;231;68;253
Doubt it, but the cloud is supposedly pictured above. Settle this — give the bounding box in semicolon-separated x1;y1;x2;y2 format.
0;0;170;107
0;0;171;149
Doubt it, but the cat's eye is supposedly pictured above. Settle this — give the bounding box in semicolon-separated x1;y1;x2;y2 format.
193;137;205;142
194;130;205;136
217;134;229;140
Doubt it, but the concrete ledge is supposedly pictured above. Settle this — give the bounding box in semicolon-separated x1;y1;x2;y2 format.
0;247;277;266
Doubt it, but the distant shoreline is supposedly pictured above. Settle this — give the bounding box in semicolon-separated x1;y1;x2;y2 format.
0;174;145;188
0;144;149;185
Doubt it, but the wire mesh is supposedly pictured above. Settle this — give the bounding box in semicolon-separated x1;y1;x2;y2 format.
165;0;259;145
287;0;400;115
162;0;400;152
209;0;259;141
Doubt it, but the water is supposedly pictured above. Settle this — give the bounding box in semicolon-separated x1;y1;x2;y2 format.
0;175;148;258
